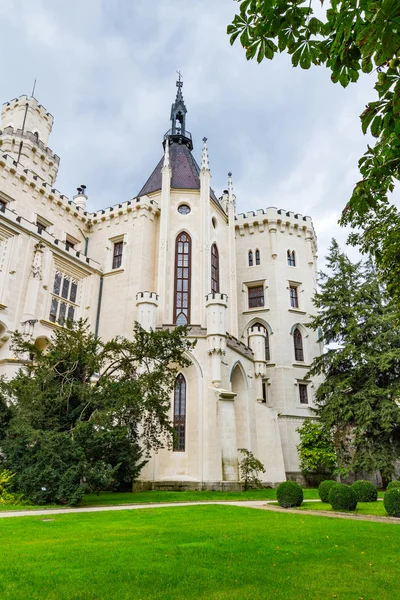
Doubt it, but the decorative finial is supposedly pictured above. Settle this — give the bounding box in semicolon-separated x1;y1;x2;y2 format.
201;137;209;170
163;137;170;169
228;172;235;206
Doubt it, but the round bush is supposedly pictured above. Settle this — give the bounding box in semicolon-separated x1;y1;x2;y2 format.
318;480;337;503
351;480;378;502
276;481;304;508
387;481;400;491
328;483;358;511
384;488;400;517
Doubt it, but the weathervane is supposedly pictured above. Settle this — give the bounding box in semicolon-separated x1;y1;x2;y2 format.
176;70;183;90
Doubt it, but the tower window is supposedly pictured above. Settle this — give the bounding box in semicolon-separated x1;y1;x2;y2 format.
255;249;260;265
211;243;219;293
112;241;123;269
293;328;304;362
262;380;268;404
299;383;308;404
248;286;264;309
36;216;51;235
173;373;186;451
0;199;7;213
178;204;191;215
287;250;296;267
248;251;253;267
49;272;78;325
290;285;299;308
174;232;191;325
265;330;270;361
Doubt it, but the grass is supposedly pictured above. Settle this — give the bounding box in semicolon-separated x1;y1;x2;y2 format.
0;487;322;512
297;500;389;517
0;505;399;599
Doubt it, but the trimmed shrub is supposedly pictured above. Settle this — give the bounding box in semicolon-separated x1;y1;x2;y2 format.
387;481;400;491
318;480;337;503
328;483;358;511
351;480;378;502
276;481;303;508
384;488;400;517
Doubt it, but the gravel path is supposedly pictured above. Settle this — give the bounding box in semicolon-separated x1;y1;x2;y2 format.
0;498;397;524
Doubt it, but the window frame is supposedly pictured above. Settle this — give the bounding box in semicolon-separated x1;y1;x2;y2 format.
49;271;79;326
112;240;123;270
173;373;186;451
0;199;7;213
298;383;308;404
287;250;296;267
255;249;260;266
174;231;192;325
211;243;219;293
248;285;265;309
248;250;253;267
289;284;299;309
293;327;304;362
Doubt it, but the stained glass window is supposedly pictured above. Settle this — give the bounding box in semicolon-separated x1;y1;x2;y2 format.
174;232;191;325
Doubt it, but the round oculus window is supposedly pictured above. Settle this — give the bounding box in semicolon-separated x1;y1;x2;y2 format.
178;204;191;215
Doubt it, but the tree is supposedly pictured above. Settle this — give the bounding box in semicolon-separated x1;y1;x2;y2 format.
0;320;194;504
296;419;337;485
306;240;400;482
228;1;400;307
238;448;266;489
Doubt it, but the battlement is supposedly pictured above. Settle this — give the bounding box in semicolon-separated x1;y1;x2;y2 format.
235;205;317;244
205;292;228;303
89;196;160;225
0;203;101;271
0;126;60;163
2;96;54;126
136;291;159;302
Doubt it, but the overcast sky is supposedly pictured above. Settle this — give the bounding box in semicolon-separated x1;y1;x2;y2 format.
0;0;390;268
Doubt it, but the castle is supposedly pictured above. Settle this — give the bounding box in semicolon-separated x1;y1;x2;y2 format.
0;80;321;487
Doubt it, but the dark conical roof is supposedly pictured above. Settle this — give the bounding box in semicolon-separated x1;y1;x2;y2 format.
137;140;221;206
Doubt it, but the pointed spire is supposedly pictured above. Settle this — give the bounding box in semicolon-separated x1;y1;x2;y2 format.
175;70;184;102
201;137;209;170
163;137;170;169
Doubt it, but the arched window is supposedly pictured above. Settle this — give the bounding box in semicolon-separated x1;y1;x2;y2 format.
255;249;260;266
287;250;296;267
293;328;304;361
211;243;219;293
173;373;186;451
174;232;191;325
248;250;253;267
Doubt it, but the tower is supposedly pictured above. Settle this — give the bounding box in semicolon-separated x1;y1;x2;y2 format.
0;95;59;184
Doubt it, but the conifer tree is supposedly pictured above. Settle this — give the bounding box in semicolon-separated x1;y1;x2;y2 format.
307;240;400;482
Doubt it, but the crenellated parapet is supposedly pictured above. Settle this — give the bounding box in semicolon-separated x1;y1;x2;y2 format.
235;206;317;255
89;196;159;229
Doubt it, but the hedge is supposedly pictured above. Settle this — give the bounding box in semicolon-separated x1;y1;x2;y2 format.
328;483;358;511
318;480;337;503
276;481;303;508
351;480;378;502
384;488;400;517
387;481;400;491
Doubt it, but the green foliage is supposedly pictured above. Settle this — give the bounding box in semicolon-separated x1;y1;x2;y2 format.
229;1;400;307
238;448;266;490
0;469;25;505
318;480;337;503
0;320;194;505
297;419;337;483
306;240;400;481
351;480;378;502
387;480;400;491
383;487;400;517
328;483;358;511
276;480;303;507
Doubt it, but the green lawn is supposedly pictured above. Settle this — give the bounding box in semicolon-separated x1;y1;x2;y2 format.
297;500;389;517
0;487;322;511
0;505;399;599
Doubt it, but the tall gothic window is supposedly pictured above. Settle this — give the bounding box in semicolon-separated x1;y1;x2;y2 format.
174;232;191;325
265;330;270;361
255;249;260;265
173;373;186;451
248;250;253;266
49;271;78;325
293;328;304;362
211;243;219;293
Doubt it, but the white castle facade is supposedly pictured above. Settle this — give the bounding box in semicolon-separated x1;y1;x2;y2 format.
0;81;321;487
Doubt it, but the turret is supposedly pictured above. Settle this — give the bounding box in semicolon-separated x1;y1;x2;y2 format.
0;95;59;184
248;324;267;402
136;292;159;331
206;292;228;386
